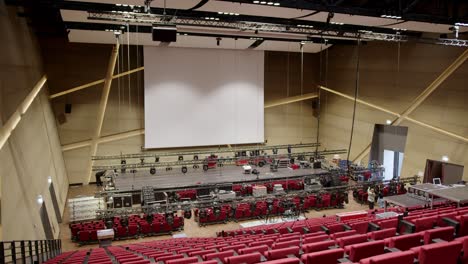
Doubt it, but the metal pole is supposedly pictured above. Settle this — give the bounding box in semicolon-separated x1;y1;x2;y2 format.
34;241;39;263
40;241;44;263
11;242;16;264
20;241;25;263
29;241;33;263
0;242;4;264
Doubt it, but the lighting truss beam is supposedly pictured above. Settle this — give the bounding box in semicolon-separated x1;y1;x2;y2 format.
92;143;321;161
92;149;348;171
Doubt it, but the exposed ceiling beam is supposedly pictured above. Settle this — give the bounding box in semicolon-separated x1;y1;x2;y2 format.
264;93;318;108
318;85;468;144
49;66;144;99
85;40;120;184
0;76;47;150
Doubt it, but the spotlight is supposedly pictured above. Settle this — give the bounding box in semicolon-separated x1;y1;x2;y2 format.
37;195;44;205
47;176;52;184
216;37;221;46
274;2;280;6
386;120;392;125
253;0;259;3
442;156;449;162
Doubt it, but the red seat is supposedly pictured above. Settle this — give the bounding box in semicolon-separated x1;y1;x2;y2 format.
348;240;385;262
386;232;422;250
437;212;457;227
238;245;268;255
303;234;330;244
156;254;184;263
224;252;262;264
368;228;396;241
260;258;300;264
414;216;437;232
202;250;235;261
166;257;199;264
272;240;300;249
455;236;468;264
359;250;414;264
250;239;274;248
330;230;357;240
301;240;335;253
220;244;245;253
378;218;398;230
188;249;216;257
414;240;462;264
301;248;344;264
350;221;369;234
336;234;368;248
121;260;150;264
264;246;299;260
423;226;454;244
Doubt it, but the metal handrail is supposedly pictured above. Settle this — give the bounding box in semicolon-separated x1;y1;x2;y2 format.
0;239;61;264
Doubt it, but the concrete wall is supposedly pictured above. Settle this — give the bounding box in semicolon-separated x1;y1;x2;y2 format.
41;39;321;184
0;4;68;240
319;42;468;180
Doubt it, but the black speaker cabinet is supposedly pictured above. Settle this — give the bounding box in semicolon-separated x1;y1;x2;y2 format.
123;196;133;208
113;196;123;208
152;25;177;42
313;161;322;169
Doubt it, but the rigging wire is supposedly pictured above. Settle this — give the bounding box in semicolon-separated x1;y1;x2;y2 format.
315;39;323;156
127;23;131;111
136;25;141;128
300;43;304;143
118;34;123;132
346;38;361;171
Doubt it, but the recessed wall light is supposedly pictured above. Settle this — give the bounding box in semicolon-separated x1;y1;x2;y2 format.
386;120;392;125
37;195;44;204
442;156;449;162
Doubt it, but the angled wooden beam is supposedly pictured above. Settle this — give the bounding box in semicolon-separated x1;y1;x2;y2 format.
0;75;47;150
48;66;144;99
85;41;120;183
264;93;318;109
352;48;468;163
318;85;468;143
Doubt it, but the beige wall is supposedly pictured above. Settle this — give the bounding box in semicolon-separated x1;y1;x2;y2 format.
0;4;68;240
319;42;468;180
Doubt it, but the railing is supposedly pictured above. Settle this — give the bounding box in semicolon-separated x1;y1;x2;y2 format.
0;239;61;264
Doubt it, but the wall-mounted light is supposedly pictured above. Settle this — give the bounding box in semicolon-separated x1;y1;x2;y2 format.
442;155;449;162
386;120;392;125
48;176;52;184
37;195;44;205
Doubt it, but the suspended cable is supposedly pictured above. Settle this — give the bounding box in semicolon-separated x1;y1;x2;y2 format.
346;38;361;171
136;25;140;127
127;23;131;111
315;39;323;156
118;34;122;132
300;43;304;143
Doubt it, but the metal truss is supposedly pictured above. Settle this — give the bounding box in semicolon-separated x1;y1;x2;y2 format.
91;142;320;161
87;11;468;47
93;175;420;219
91;149;348;171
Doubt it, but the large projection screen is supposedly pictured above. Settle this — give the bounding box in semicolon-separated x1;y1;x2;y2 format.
144;46;264;149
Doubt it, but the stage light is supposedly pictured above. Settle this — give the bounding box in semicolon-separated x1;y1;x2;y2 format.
455;22;468;27
386;120;392;125
37;195;44;205
48;176;52;184
274;2;280;6
253;0;260;3
442;155;449;162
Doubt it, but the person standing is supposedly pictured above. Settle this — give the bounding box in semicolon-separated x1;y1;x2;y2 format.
367;187;376;209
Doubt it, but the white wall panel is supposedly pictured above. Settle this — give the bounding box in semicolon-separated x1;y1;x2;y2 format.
144;46;264;148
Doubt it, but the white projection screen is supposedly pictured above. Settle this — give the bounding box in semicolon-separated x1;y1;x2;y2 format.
144;46;264;149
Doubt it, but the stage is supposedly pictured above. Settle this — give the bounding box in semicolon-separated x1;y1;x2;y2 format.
113;166;329;191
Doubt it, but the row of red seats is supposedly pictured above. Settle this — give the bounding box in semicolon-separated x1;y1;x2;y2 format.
72;213;184;244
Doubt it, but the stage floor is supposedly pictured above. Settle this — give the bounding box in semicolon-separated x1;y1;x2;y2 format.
114;166;328;191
